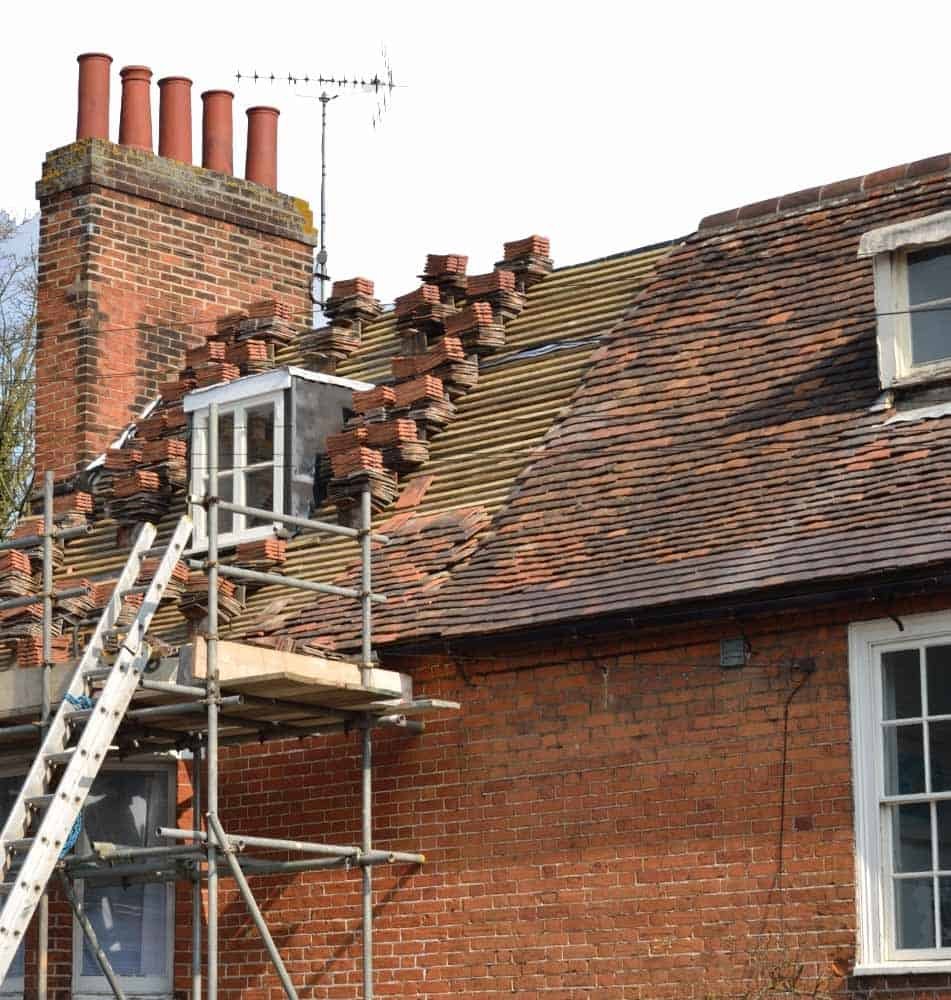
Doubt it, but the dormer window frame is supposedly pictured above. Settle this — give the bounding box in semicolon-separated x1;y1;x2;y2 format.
189;386;285;551
860;211;951;389
184;366;374;553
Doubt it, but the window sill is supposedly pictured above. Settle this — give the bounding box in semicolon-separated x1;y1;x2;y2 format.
187;522;278;556
853;962;951;976
887;366;951;391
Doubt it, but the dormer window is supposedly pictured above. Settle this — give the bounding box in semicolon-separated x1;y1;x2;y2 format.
860;211;951;387
184;367;373;549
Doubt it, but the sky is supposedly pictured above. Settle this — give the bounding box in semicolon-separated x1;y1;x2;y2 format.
2;1;951;302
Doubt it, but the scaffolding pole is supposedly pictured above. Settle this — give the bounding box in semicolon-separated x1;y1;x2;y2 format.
206;400;220;1000
0;415;448;1000
37;472;52;1000
208;812;299;1000
191;744;202;1000
362;718;373;1000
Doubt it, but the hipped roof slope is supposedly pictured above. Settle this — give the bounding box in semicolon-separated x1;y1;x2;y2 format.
426;156;951;638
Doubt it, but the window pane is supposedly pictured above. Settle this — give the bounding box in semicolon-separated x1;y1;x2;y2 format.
883;648;921;719
246;403;275;465
938;801;951;870
932;721;951;792
896;877;935;949
216;412;234;471
928;645;951;717
214;473;234;535
885;724;926;795
81;771;168;980
908;246;951;306
940;878;951;947
894;803;933;873
911;307;951;365
246;466;276;528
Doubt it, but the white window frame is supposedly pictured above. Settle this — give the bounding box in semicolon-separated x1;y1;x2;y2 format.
71;760;177;999
850;610;951;974
190;387;285;550
860;211;951;388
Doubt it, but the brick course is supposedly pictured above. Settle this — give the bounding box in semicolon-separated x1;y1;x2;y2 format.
35;139;316;480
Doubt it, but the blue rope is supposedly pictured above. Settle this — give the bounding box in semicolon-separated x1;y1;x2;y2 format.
59;694;95;857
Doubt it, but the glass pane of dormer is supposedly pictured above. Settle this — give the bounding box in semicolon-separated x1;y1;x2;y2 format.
217;412;234;471
246;467;275;528
246;403;274;465
909;247;951;306
908;246;951;364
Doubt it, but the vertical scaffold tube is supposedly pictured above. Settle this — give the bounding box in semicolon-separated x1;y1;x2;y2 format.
191;744;202;999
38;471;53;1000
360;484;372;685
362;720;373;1000
207;402;220;1000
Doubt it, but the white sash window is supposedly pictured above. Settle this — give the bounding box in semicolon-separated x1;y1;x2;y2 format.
851;612;951;974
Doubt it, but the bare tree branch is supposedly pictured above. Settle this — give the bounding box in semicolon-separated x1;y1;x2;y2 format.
0;212;35;535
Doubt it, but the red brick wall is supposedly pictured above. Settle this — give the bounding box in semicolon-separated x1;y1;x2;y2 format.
137;592;948;1000
19;594;951;998
35;139;317;481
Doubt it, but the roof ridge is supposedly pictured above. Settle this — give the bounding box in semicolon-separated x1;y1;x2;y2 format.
699;152;951;232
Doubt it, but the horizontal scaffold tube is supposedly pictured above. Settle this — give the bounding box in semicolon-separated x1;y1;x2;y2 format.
200;562;387;603
0;524;91;552
158;827;424;866
189;496;390;544
0;585;89;613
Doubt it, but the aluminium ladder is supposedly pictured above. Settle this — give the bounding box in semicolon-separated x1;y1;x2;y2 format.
0;514;192;980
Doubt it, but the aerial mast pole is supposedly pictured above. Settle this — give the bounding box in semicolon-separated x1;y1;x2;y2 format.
316;91;336;308
235;53;397;311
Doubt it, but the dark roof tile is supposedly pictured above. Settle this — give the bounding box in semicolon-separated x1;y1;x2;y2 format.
426;162;951;638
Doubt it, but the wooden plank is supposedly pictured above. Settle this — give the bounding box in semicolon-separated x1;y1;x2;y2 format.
184;639;412;701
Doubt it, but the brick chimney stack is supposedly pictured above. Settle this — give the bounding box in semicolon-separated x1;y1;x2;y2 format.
35;53;317;481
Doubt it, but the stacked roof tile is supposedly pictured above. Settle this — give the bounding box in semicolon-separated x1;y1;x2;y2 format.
28;239;666;663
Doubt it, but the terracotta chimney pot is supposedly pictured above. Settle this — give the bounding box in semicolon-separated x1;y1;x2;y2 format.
76;53;112;141
245;106;279;189
201;90;234;174
118;65;153;151
157;76;192;163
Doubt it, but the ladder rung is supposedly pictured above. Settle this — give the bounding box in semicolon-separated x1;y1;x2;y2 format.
0;514;193;963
